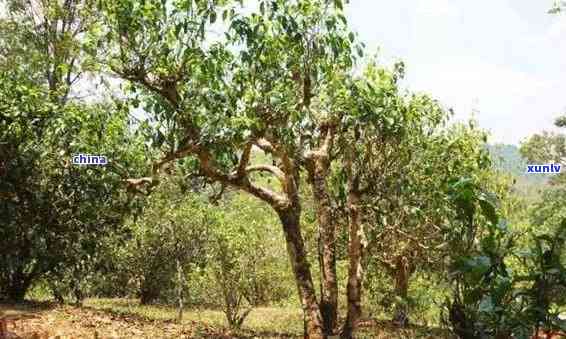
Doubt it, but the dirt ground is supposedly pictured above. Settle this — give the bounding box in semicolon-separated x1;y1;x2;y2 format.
0;301;452;339
0;302;234;339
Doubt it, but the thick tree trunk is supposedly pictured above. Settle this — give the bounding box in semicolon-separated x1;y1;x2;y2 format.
311;159;338;334
341;188;365;339
277;208;325;338
392;256;412;327
1;272;32;303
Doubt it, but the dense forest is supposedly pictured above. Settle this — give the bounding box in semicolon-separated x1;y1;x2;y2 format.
1;0;566;338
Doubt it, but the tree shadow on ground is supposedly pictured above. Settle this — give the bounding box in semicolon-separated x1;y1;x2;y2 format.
357;318;455;339
81;304;301;338
0;300;56;318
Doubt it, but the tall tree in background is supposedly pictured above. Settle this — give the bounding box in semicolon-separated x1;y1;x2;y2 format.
364;122;493;326
0;0;99;103
0;0;146;302
0;73;145;301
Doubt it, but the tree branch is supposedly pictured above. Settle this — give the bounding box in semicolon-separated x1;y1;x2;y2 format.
198;150;289;209
244;164;285;181
254;138;276;155
124;144;197;189
237;142;253;177
304;121;335;162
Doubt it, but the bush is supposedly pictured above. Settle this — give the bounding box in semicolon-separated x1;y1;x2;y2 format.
123;181;210;305
444;178;566;338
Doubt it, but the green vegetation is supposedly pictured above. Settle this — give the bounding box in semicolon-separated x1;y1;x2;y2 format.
1;1;566;338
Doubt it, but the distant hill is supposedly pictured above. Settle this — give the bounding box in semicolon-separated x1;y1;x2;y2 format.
487;143;549;187
487;144;527;177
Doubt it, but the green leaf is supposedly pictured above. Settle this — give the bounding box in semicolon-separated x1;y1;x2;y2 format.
479;198;498;226
356;45;364;57
478;296;494;313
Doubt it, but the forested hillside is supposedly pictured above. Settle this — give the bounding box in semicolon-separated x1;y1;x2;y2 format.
489;143;550;188
489;144;527;177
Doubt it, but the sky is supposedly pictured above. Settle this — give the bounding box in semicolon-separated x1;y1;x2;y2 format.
345;0;566;145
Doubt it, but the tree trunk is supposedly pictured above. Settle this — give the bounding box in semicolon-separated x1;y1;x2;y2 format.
53;290;65;304
392;256;412;327
277;208;325;338
176;258;184;321
311;159;338;334
341;188;365;339
2;272;32;303
73;285;84;307
139;278;159;305
70;275;84;307
4;286;27;303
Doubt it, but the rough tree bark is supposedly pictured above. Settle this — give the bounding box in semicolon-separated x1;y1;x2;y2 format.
392;255;413;327
277;208;325;338
341;178;365;339
313;176;338;334
307;125;338;334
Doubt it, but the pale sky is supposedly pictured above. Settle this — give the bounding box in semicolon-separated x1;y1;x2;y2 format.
345;0;566;145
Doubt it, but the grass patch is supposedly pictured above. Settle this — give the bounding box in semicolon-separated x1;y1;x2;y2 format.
1;298;455;338
85;298;452;338
85;298;304;337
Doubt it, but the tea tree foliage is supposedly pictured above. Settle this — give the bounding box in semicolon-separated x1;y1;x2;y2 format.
1;0;100;103
0;72;146;302
0;0;146;302
362;122;493;325
97;0;384;336
94;0;525;336
442;175;566;339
